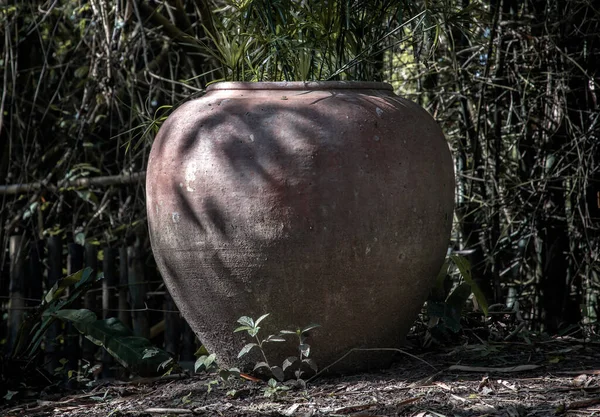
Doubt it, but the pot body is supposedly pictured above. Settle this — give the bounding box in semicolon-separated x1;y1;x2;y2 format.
146;82;454;371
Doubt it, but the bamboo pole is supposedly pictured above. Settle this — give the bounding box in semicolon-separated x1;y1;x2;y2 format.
164;292;181;357
0;172;146;196
102;246;117;378
128;237;149;339
45;235;62;373
82;243;98;367
118;246;132;330
27;240;43;308
65;243;83;384
102;247;117;319
7;235;25;353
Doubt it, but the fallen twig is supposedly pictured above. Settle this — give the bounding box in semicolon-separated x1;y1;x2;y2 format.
448;364;541;373
566;397;600;410
144;408;194;414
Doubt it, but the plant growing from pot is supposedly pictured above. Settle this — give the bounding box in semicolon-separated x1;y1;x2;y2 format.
202;0;432;82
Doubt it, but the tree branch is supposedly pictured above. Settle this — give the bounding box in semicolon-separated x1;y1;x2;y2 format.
0;172;146;196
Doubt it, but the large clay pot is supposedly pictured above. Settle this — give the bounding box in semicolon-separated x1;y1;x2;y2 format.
146;81;454;372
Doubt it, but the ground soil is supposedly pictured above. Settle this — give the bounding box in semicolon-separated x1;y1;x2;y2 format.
3;337;600;417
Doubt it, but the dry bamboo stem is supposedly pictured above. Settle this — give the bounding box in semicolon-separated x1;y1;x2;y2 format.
0;172;146;195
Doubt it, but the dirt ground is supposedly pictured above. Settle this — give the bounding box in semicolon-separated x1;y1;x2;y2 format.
4;337;600;417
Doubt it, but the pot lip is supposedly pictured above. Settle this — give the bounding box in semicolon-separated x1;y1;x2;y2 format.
206;81;393;92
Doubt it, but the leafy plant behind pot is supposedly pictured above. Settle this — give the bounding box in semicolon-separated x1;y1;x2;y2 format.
426;255;489;341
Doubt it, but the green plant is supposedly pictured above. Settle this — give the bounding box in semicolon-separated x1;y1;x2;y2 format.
234;313;287;380
192;314;320;397
10;267;177;378
11;267;102;359
263;378;290;401
194;344;242;394
426;254;489;341
278;323;320;382
234;314;320;383
194;345;219;373
54;309;177;377
203;0;429;82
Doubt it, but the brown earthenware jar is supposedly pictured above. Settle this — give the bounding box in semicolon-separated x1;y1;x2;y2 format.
146;81;454;372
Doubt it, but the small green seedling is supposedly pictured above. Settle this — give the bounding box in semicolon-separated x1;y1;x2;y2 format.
234;313;287;380
193;314;321;396
235;314;320;384
263;378;290;401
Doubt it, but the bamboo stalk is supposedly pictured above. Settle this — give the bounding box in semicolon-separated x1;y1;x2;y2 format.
0;172;146;196
7;235;25;353
65;243;84;386
164;292;180;357
27;240;44;308
118;246;132;330
45;235;62;374
128;237;149;339
82;243;98;366
102;246;117;378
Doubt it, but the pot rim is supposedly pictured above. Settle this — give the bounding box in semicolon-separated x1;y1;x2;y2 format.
206;81;393;92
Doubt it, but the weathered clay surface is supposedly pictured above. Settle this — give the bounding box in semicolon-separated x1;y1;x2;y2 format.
146;81;454;372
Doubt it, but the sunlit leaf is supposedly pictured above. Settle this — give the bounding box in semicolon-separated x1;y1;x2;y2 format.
451;254;488;316
237;343;258;358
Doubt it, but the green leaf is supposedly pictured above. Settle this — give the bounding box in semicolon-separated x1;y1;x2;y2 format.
194;345;210;357
207;380;219;393
282;356;298;371
44;268;91;303
194;357;205;373
236;316;255;328
299;343;311;357
17;268;101;358
300;323;320;333
270;366;284;382
75;232;86;246
254;313;270;326
264;334;286;343
253;361;270;372
3;390;18;401
219;367;240;381
233;325;253;333
74;65;89;78
237;343;258;358
182;392;192;404
54;308;96;325
279;330;297;335
451;254;489;316
53;311;175;377
200;353;217;370
444;283;472;332
302;358;318;372
142;348;160;359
